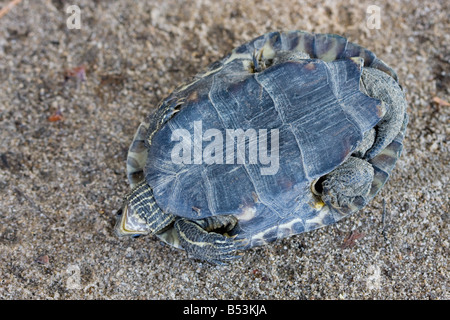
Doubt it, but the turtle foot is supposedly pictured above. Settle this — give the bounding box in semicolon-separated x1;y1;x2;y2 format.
320;156;374;209
174;217;244;265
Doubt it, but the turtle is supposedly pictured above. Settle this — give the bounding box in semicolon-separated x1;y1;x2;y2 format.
115;31;408;264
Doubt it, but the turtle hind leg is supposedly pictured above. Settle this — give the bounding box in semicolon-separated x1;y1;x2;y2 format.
251;48;310;73
174;216;244;264
352;128;376;158
360;67;407;160
318;156;374;211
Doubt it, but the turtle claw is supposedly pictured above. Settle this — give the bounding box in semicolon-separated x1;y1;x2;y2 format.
320;156;374;210
251;48;266;73
174;218;243;264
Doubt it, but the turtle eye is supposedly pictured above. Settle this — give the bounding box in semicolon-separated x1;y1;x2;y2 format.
116;208;123;217
132;234;141;239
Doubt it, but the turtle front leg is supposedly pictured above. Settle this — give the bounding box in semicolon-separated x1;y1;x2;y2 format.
174;216;243;264
318;156;374;210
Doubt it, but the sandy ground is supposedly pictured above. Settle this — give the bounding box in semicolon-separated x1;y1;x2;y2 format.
0;0;448;299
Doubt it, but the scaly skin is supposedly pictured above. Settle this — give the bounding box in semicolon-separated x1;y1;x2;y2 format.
319;67;406;209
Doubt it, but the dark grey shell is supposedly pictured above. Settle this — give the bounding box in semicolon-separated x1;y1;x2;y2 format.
126;31;406;248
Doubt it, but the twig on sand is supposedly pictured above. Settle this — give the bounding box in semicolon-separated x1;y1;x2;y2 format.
381;199;389;241
0;0;22;19
341;230;366;248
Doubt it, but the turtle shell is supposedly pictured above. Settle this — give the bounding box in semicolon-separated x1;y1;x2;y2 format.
126;31;406;248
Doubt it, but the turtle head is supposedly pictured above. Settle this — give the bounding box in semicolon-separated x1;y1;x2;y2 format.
114;201;149;238
114;181;173;238
114;181;154;238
